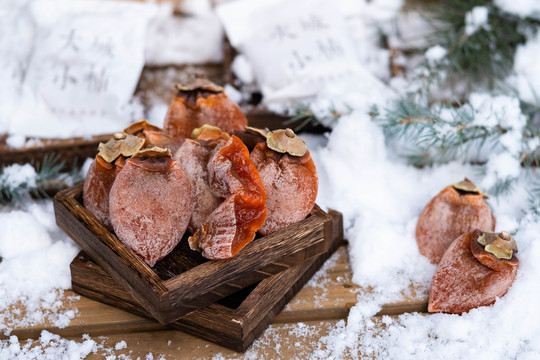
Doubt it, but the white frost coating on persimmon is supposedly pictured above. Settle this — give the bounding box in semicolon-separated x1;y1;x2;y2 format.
82;159;117;231
109;160;193;267
174;139;221;232
208;144;246;198
251;145;318;236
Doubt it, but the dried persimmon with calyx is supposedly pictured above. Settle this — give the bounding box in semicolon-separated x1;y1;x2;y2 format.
185;135;267;259
249;128;318;236
83;132;144;231
428;229;518;314
416;178;495;264
124;120;181;153
164;79;247;140
109;147;194;267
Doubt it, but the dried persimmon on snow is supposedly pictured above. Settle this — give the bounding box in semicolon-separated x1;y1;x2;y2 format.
163;79;247;140
124;119;181;153
109;147;194;267
187;135;267;259
250;129;318;236
83;132;144;231
416;178;495;264
428;230;518;314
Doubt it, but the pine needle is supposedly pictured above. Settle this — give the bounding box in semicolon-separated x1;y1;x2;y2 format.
424;0;540;94
0;155;82;204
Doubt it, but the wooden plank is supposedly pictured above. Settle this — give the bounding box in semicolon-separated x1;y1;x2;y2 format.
65;210;342;351
3;245;428;343
0;134;111;169
54;184;334;324
68;320;343;360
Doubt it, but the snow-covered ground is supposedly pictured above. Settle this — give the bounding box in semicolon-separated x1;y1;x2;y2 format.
1;0;539;358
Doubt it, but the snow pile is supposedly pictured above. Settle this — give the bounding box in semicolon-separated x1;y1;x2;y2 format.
495;0;540;19
0;331;96;359
0;201;80;332
0;164;37;192
307;212;540;359
467;94;527;190
464;6;490;36
425;45;447;65
512;30;540;104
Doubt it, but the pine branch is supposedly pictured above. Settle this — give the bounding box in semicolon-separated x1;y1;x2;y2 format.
0;155;82;204
423;0;540;93
374;91;540;198
285;102;351;131
375;95;510;167
528;180;540;215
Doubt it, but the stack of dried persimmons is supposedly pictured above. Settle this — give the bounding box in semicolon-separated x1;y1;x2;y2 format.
83;79;318;266
417;179;518;314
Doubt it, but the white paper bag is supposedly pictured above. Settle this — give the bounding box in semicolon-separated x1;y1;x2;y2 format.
0;0;35;133
10;0;157;139
217;0;366;102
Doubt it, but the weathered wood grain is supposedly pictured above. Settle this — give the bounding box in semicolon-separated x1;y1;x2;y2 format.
68;210;343;351
3;245;429;345
0;134;111;169
54;184;334;324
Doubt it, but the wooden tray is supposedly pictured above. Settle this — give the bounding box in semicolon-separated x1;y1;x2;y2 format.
69;210;343;352
0;134;111;169
54;184;334;324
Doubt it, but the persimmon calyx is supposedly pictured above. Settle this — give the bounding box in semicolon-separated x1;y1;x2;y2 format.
452;178;489;199
98;133;145;163
477;231;518;260
266;128;307;157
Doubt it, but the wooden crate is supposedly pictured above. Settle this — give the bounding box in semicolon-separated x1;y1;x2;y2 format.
54;184;335;324
69;210;343;352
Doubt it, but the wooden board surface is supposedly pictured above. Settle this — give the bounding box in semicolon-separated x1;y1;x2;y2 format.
68;209;344;352
54;184;335;324
3;244;428;337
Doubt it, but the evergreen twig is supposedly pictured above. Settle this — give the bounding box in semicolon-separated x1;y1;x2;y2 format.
285;102;351;131
424;0;540;93
375;95;508;167
0;154;82;204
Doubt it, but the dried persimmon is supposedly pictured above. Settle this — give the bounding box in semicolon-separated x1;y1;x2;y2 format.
416;178;495;264
164;79;247;140
109;148;194;267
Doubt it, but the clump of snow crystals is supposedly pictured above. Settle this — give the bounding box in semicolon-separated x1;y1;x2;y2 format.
0;201;80;332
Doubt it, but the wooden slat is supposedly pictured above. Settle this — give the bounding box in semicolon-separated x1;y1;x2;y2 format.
63;210;341;351
3;246;428;342
54;185;333;324
69;320;343;360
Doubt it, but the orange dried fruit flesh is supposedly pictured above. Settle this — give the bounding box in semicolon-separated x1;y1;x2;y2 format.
188;136;267;259
124;120;181;153
250;138;318;236
416;178;495;264
163;79;247;140
83;133;144;231
109;148;194;267
428;230;518;314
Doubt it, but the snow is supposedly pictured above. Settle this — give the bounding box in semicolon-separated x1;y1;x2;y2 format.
0;164;37;191
425;45;447;64
495;0;540;19
0;201;80;333
512;31;540;104
464;6;490;36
